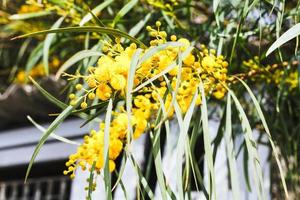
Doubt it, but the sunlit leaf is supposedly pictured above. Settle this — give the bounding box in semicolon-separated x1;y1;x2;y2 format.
55;50;103;79
266;23;300;56
12;26;147;49
43;17;64;75
79;0;114;26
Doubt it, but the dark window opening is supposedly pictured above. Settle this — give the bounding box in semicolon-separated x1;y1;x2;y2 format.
0;160;71;200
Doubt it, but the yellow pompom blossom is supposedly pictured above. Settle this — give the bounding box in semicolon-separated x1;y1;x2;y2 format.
146;0;179;11
64;23;229;179
18;4;42;14
242;57;299;91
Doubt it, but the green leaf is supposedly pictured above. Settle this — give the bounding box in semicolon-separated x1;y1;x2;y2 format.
25;97;83;182
43;17;65;75
79;0;114;26
126;49;142;149
80;105;107;127
129;154;155;199
9;11;52;20
236;77;289;198
128;13;151;37
103;99;113;200
199;83;216;200
29;77;68;109
87;162;96;200
150;102;168;200
224;94;240;200
244;0;259;17
161;11;175;29
112;0;139;27
12;26;147;49
9;38;32;81
27;116;79;146
227;87;266;200
213;0;221;13
112;153;128;191
55;50;103;79
266;23;300;56
25;42;44;79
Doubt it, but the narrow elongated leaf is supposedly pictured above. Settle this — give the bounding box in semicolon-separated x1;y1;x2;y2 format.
161;11;175;29
128;13;151;37
150;131;167;200
112;153;127;191
129;154;155;199
25;42;44;78
43;17;65;75
150;98;168;200
9;38;32;81
79;0;114;26
213;0;221;13
27;116;79;145
173;101;183;200
55;50;102;79
227;87;266;200
139;42;182;64
126;49;142;147
104;99;113;200
12;26;147;49
199;83;216;200
236;77;289;198
114;171;129;199
25;97;83;182
244;0;259;17
9;11;52;20
87;162;96;200
266;23;300;56
112;0;138;27
29;77;68;109
224;94;240;200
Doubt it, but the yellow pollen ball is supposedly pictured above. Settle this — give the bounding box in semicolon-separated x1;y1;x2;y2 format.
75;84;83;90
170;35;177;41
88;93;95;100
81;102;88;109
155;21;161;27
69;93;76;99
202;56;216;68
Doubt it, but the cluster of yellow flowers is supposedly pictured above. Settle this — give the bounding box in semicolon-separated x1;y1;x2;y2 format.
146;0;179;11
18;4;42;14
15;57;60;84
64;22;229;179
243;57;299;91
21;0;84;24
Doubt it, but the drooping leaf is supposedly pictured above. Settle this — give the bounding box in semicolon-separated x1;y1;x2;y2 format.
12;26;147;49
266;23;300;56
27;116;79;146
9;11;52;20
55;50;103;79
79;0;114;26
112;0;139;27
25;97;83;182
43;17;65;75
